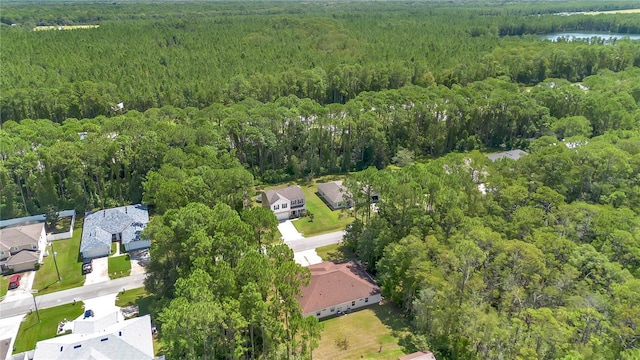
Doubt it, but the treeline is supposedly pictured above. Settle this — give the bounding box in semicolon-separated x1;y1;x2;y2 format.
340;133;640;359
2;67;639;219
2;2;640;122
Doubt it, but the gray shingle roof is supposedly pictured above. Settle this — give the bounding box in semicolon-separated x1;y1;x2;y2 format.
263;186;305;206
81;205;149;253
486;149;528;161
317;181;348;204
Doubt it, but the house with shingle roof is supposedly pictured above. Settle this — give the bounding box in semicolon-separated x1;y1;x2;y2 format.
261;186;306;221
32;314;154;360
0;223;46;273
81;205;149;259
297;261;381;319
486;149;528;161
317;181;352;210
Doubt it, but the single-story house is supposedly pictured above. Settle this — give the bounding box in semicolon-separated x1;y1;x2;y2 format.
399;351;437;360
297;261;381;319
317;181;351;210
32;313;154;360
81;205;150;259
0;223;46;274
486;149;528;161
261;186;306;221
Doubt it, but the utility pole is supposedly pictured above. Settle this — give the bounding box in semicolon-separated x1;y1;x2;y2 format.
50;242;62;282
31;290;40;323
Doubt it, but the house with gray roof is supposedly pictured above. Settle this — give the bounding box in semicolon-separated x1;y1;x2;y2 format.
317;181;352;210
261;186;306;221
486;149;528;161
81;205;149;259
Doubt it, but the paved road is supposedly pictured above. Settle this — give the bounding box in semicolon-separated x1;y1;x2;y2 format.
285;230;345;253
0;274;145;320
0;231;345;320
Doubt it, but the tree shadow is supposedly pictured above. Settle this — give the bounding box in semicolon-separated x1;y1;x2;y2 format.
322;243;356;262
372;302;411;334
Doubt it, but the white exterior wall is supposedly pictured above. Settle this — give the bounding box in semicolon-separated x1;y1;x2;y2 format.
305;293;382;319
82;247;110;259
271;198;291;221
46;209;76;241
124;240;151;251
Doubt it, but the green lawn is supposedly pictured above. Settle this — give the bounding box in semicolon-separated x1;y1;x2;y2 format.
315;243;356;262
108;255;131;279
0;275;9;297
13;302;84;353
292;183;354;237
314;303;412;360
115;287;153;316
32;227;85;295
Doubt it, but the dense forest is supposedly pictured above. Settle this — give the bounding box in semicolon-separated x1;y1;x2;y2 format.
2;1;640;122
1;1;640;359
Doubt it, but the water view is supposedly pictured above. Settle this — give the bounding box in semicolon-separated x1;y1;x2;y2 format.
541;32;640;42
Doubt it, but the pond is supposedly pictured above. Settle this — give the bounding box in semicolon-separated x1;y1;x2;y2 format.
541;32;640;42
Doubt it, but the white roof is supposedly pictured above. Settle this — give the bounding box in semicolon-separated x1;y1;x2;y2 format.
33;315;154;360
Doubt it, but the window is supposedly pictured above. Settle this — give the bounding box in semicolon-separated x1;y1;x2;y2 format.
352;301;356;306
365;297;369;303
273;205;279;210
316;311;321;316
282;203;288;209
330;307;335;312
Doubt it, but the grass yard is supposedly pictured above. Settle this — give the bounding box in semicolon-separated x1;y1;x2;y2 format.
50;216;72;234
32;227;85;295
0;276;9;297
12;302;84;353
108;255;131;279
115;287;153;316
293;183;354;237
315;243;356;262
314;303;412;360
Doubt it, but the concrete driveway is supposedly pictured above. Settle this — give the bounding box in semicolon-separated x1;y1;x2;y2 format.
129;249;149;276
2;270;36;302
294;249;323;267
278;220;303;242
84;257;109;285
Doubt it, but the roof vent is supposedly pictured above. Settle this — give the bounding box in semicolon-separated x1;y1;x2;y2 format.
101;337;109;342
74;345;82;349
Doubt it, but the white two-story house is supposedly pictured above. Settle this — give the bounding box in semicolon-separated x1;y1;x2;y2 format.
261;185;306;221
